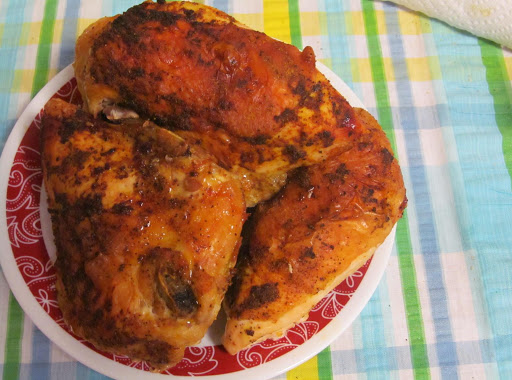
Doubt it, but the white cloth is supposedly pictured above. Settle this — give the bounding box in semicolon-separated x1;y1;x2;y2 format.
383;0;512;49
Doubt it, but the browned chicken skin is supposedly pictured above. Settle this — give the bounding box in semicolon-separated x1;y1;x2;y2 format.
222;109;407;353
41;98;246;369
67;0;407;361
75;0;360;206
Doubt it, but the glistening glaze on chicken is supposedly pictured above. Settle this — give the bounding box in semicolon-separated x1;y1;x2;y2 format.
41;98;246;370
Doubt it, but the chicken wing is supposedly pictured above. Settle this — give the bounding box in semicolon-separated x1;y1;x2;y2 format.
222;108;407;354
74;0;360;206
41;98;246;369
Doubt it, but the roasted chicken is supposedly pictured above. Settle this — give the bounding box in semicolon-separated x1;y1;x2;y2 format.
74;0;360;206
60;0;407;362
222;108;406;353
41;98;246;369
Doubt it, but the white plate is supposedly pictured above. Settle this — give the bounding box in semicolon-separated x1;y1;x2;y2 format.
0;62;395;380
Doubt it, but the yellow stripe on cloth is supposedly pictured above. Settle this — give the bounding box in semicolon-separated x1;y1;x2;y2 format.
503;55;512;81
397;8;423;35
12;69;35;93
263;0;291;43
77;18;100;36
287;355;319;380
233;13;264;32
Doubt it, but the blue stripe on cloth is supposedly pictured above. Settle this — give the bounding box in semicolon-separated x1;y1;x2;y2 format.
383;9;459;378
393;104;449;130
58;0;81;70
331;337;510;374
0;0;27;152
430;20;512;378
105;0;116;16
76;362;111;380
212;0;230;14
0;1;8;23
320;0;358;98
111;0;140;16
359;284;395;378
30;327;50;380
331;347;358;374
49;362;77;379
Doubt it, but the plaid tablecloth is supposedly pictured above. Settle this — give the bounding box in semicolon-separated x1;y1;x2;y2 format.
1;0;512;379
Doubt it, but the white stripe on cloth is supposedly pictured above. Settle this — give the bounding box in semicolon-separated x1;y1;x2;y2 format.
385;254;411;348
441;251;484;342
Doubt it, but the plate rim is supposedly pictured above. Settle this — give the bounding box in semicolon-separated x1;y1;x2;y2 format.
0;62;394;380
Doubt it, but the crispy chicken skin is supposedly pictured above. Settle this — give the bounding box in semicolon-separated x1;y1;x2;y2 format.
74;0;360;206
222;109;407;354
41;98;246;370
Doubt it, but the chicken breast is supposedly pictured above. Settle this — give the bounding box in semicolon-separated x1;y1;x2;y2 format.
74;0;360;206
222;108;407;354
41;98;246;369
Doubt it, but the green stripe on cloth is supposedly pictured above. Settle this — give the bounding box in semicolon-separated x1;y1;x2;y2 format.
396;214;430;378
361;4;393;142
361;2;430;379
31;0;58;97
263;0;291;44
317;346;333;380
479;40;512;180
3;294;24;380
288;0;302;50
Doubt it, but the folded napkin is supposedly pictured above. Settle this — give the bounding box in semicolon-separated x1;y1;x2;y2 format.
383;0;512;49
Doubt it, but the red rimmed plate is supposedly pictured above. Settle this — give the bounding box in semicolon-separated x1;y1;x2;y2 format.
0;63;395;380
